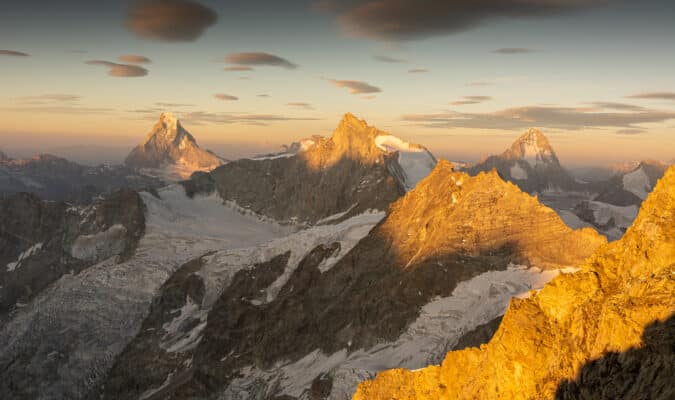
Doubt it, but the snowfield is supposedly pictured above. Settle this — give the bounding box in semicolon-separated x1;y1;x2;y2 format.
0;186;294;399
375;135;436;190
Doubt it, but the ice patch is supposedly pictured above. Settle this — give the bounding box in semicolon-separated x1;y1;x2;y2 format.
375;135;436;190
6;242;43;272
161;296;208;353
510;163;528;180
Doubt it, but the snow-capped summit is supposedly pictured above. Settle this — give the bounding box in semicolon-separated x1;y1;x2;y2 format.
502;128;559;166
125;112;223;181
468;128;576;193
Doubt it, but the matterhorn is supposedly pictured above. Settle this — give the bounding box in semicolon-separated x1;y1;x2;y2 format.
125;112;223;180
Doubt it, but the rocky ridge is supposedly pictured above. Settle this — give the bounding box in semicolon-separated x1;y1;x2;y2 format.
97;160;605;400
353;166;675;400
185;113;422;224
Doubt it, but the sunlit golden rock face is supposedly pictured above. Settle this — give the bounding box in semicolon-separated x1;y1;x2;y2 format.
380;160;605;269
300;112;386;170
353;166;675;400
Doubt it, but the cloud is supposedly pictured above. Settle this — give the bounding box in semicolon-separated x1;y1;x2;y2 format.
0;50;29;57
466;81;496;86
616;128;646;135
319;0;600;41
214;93;239;101
408;68;429;73
374;55;407;63
287;102;314;110
16;94;81;104
588;102;645;111
175;111;320;126
224;66;254;72
155;102;195;107
402;105;675;131
85;60;148;77
8;106;113;114
450;95;492;106
492;47;539;54
257;94;271;98
225;52;298;69
627;92;675;101
118;54;151;64
329;79;381;94
126;0;217;42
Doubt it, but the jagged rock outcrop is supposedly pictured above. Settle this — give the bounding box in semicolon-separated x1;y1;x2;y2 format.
0;189;145;320
0;153;161;204
125;112;223;180
353;166;675;400
467;128;578;193
97;160;604;400
186;113;431;224
592;160;668;206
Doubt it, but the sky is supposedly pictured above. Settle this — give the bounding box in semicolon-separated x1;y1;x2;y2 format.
1;0;674;166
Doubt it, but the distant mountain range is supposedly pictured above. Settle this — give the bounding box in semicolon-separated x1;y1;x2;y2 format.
0;153;161;204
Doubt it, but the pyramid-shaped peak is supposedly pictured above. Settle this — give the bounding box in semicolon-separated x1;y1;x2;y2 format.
338;112;369;128
503;128;559;166
144;112;195;146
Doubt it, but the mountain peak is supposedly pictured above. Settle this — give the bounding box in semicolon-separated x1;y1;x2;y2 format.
125;113;222;179
503;127;559;166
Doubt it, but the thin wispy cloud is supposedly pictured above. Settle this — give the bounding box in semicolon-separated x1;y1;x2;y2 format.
408;68;429;73
172;111;320;126
374;55;407;63
257;94;271;98
627;92;675;100
0;50;29;57
85;60;148;77
492;48;539;54
402;105;675;131
287;102;314;110
224;66;254;72
466;81;496;87
118;54;151;64
155;102;195;108
225;52;298;69
126;0;217;42
588;102;645;111
16;94;81;104
214;94;239;101
616;128;646;135
329;79;381;94
450;96;492;106
318;0;601;41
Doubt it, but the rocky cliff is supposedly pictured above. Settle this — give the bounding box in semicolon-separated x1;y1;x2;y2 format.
0;189;145;321
353;166;675;400
186;113;411;224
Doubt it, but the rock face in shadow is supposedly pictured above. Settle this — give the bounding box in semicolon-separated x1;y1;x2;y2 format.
0;189;145;319
555;315;674;400
0;153;162;204
97;160;604;400
353;166;675;400
467;128;578;194
184;113;407;224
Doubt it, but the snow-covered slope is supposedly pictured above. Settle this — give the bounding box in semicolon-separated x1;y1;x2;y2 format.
374;135;436;190
0;186;294;399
